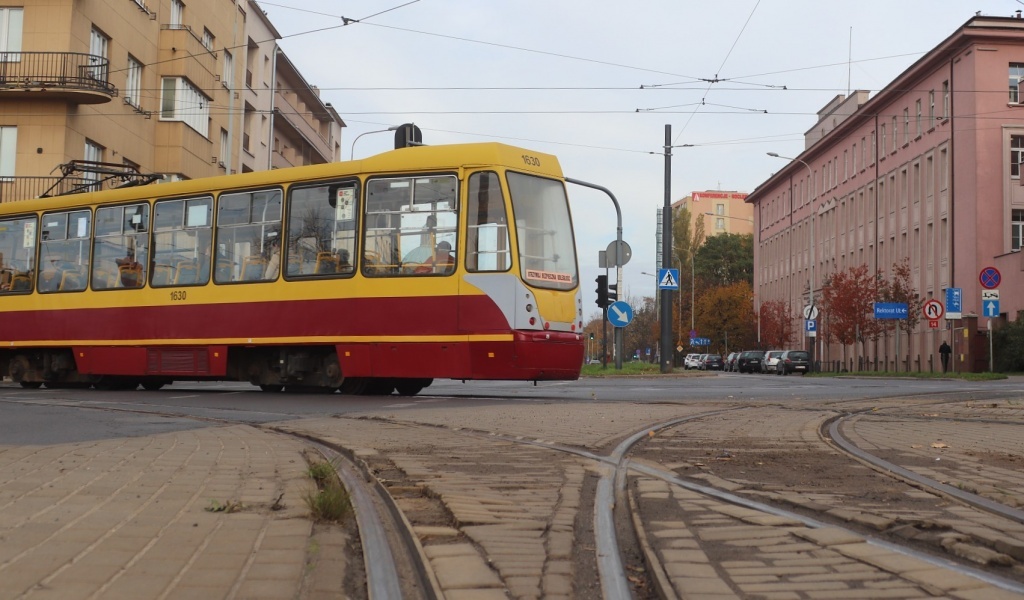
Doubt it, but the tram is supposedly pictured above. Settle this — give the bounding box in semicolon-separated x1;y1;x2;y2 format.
0;143;585;395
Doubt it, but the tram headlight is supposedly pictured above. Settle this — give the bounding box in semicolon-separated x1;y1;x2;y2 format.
526;303;533;312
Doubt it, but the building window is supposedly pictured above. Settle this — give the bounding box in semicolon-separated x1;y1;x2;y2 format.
222;49;233;88
1014;210;1024;250
160;77;210;136
0;126;15;177
1011;63;1024;103
202;28;214;51
171;0;184;28
715;218;725;231
1012;135;1024;179
0;7;23;54
219;128;228;168
125;55;142;108
89;26;109;81
880;124;886;155
892;116;898;151
871;131;876;163
903;108;910;144
915;100;922;137
716;203;724;216
84;139;104;181
929;91;935;123
942;80;950;118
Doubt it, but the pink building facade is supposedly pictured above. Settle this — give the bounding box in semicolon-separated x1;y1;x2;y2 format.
747;15;1024;372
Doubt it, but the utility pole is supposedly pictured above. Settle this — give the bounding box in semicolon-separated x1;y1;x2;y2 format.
660;124;673;373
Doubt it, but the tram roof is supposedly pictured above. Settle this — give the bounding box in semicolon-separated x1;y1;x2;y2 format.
0;142;565;215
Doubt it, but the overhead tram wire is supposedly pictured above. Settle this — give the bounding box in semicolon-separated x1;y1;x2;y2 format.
672;0;762;145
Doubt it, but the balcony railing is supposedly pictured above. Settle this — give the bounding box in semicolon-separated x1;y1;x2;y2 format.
0;176;103;203
0;52;117;97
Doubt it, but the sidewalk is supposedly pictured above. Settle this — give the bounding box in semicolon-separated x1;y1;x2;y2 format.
0;425;346;600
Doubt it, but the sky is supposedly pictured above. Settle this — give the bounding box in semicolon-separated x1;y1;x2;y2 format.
256;0;1024;317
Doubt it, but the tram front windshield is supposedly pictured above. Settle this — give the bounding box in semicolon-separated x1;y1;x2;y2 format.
507;172;577;291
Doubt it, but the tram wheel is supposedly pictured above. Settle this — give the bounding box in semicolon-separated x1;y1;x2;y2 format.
395;378;432;396
338;378;368;395
259;384;284;393
19;381;42;389
364;379;396;396
141;381;166;391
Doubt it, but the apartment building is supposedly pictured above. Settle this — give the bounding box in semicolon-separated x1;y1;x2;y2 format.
747;14;1024;372
0;0;343;201
674;191;753;238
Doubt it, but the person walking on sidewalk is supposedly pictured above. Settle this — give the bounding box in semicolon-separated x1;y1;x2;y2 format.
939;340;952;373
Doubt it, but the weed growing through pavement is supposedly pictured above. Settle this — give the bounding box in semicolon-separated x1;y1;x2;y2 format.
303;459;352;523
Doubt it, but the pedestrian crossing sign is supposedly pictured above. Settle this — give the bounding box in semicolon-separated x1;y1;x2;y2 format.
658;268;679;290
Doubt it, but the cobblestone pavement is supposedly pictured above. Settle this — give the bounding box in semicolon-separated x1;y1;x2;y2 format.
3;399;1024;599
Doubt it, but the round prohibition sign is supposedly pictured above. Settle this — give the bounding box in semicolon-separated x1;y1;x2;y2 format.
922;299;944;320
980;266;1001;290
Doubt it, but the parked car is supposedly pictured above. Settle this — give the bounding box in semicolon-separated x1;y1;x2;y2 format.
736;350;765;373
684;353;702;369
761;350;785;374
703;354;724;370
777;350;811;375
724;352;738;372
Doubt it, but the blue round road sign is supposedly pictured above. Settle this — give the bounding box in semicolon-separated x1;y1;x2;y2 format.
980;267;1001;290
606;300;634;328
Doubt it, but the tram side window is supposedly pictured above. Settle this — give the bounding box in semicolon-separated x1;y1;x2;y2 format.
151;197;213;287
286;182;358;278
215;188;282;283
466;172;511;273
0;216;38;293
363;175;457;277
38;210;91;293
92;203;150;290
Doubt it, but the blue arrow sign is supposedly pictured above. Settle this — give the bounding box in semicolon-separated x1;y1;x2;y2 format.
658;268;679;290
689;337;711;347
874;302;908;319
984;299;1000;318
607;300;634;327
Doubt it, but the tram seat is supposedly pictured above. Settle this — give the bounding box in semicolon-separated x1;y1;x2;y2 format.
241;256;266;281
58;269;84;291
10;273;31;291
92;268;117;289
215;259;233;282
0;269;11;289
315;252;338;274
152;264;174;286
175;261;198;285
118;263;144;288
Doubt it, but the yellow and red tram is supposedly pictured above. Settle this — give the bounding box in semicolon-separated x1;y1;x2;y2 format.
0;143;585;395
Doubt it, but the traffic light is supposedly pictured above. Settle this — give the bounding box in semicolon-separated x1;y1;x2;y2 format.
595;275;608;307
607;283;618;304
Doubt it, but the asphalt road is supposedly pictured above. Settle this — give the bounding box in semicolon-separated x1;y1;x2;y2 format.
1;372;1022;445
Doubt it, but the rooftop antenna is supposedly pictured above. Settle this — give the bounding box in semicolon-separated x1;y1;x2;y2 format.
847;27;852;96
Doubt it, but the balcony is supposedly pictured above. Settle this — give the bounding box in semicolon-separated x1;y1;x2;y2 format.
0;52;117;103
0;176;104;202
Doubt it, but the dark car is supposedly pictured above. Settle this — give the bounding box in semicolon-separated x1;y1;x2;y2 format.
736;350;765;373
703;354;724;370
777;350;811;375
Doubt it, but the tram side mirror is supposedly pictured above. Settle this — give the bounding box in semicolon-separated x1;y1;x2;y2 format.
394;123;423;149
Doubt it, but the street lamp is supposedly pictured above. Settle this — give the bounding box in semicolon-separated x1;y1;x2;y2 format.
768;151;816;366
350;126;399;160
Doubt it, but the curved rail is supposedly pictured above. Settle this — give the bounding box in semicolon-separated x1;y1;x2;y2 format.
826;414;1024;525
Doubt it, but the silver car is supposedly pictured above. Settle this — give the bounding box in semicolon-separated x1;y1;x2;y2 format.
761;350;785;374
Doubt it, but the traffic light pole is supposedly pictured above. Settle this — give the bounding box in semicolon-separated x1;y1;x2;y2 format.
566;177;624;370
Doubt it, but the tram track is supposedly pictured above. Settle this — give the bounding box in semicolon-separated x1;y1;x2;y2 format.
5;387;1024;598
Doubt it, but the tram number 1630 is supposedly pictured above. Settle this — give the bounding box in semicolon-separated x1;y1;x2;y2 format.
521;154;541;167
